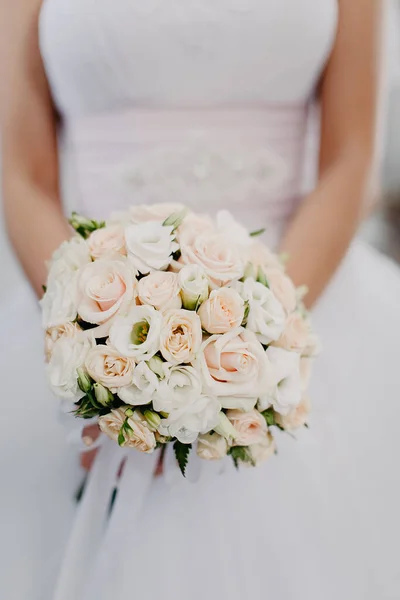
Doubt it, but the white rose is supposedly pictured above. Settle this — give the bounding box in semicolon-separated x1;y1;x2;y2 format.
176;213;214;245
128;203;185;224
41;237;91;328
227;409;268;446
248;432;276;466
180;231;244;288
118;361;159;406
196;328;274;410
275;396;311;431
125;221;178;274
247;240;284;272
153;365;202;413
137;271;181;312
216;210;252;252
264;268;297;314
87;225;127;259
159;395;221;444
109;305;162;362
76;258;136;325
85;345;135;390
99;408;156;453
178;265;209;310
238;278;286;344
258;346;302;415
197;433;228;460
159;309;202;365
45;322;82;362
198;287;245;334
47;333;95;400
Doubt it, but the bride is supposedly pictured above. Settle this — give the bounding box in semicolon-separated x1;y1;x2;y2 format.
1;0;400;598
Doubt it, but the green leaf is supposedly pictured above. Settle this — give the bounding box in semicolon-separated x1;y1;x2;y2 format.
261;408;276;427
228;446;255;468
42;284;47;294
249;228;266;238
241;301;250;326
173;441;192;477
257;267;269;288
118;430;126;447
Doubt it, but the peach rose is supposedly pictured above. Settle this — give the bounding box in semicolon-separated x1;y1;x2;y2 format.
160;309;202;365
77;259;136;325
247;240;284;272
274;312;310;352
87;225;127;259
197;328;274;410
176;212;214;245
198;288;245;334
227;409;268;446
45;322;82;362
137;271;181;312
180;231;244;288
248;432;276;466
275;396;311;431
197;433;228;460
99;408;156;453
264;268;297;314
85;345;135;390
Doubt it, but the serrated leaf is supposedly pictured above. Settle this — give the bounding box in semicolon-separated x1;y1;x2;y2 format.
173;441;192;477
228;446;255;468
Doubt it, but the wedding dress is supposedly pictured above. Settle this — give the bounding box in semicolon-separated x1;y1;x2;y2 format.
2;0;400;598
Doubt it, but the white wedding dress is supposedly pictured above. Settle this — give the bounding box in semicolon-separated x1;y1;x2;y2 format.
2;0;400;598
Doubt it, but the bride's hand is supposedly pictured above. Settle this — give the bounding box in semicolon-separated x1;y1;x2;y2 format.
80;425;101;471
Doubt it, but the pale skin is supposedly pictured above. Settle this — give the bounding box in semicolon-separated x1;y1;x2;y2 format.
1;0;380;470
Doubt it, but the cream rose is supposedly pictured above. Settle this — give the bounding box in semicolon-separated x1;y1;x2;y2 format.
274;312;310;352
264;268;297;314
258;346;302;415
137;271;181;312
47;333;95;400
197;433;228;460
87;225;127;259
118;361;159;406
176;212;214;245
153;365;202;414
41;237;91;328
109;305;162;362
216;210;252;252
45;322;82;362
159;395;221;444
125;221;178;274
247;240;284;272
128;203;185;224
248;432;276;466
76;259;136;326
197;328;274;410
99;408;156;453
199;288;245;334
237;278;286;344
275;396;311;431
159;309;202;365
178;265;209;310
180;231;244;288
85;345;135;390
227;409;268;446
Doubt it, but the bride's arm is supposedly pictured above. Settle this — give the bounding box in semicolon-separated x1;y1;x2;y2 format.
280;0;380;308
1;0;70;297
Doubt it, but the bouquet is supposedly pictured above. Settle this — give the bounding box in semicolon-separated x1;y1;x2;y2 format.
41;204;319;476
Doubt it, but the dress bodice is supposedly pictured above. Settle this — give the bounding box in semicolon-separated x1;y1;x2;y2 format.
38;0;338;243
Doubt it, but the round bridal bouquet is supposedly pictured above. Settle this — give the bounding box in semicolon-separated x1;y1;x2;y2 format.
41;204;319;475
